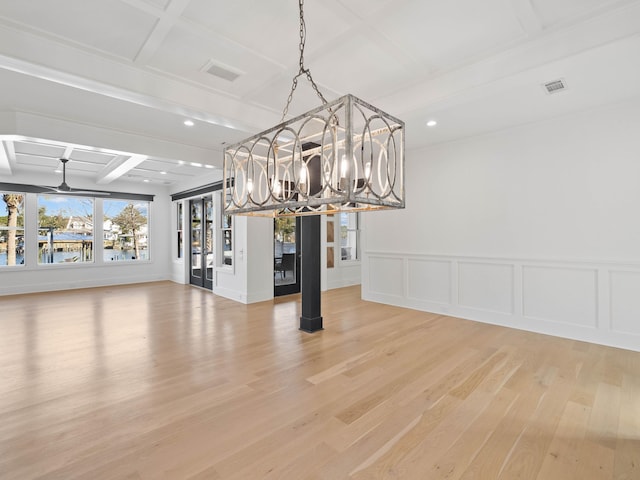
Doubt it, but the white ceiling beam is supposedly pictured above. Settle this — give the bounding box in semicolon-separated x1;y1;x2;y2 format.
509;0;543;35
0;52;261;134
133;0;192;65
95;154;147;185
0;140;13;175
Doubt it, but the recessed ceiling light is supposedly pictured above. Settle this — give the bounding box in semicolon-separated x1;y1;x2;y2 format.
205;165;214;169
426;120;437;127
190;162;202;167
178;160;185;165
143;179;150;183
160;171;167;175
184;120;194;127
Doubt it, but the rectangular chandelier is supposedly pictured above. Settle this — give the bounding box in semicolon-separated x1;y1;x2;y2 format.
223;94;404;217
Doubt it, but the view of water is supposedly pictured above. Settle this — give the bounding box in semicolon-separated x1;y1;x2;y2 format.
103;250;149;262
0;252;25;265
0;250;149;265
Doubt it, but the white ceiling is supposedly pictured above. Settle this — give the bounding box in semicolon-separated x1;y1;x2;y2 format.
1;0;639;189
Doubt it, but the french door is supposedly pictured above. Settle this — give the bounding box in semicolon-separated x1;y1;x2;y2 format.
189;197;214;289
274;217;301;296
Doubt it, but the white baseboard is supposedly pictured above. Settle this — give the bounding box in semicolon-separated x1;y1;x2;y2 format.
212;285;247;304
0;273;170;296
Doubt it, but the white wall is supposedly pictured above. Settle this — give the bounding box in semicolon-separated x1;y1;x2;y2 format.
362;98;640;351
246;216;275;303
211;213;274;305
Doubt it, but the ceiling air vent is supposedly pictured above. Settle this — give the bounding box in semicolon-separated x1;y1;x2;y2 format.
202;60;242;82
543;78;567;95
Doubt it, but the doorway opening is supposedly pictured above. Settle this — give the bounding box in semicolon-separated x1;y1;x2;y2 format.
274;217;301;296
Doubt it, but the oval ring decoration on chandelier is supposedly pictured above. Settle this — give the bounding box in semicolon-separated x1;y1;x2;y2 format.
223;0;404;217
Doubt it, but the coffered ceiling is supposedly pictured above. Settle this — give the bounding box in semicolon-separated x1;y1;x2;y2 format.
1;0;640;189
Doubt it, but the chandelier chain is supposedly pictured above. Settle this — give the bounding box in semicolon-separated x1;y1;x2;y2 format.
280;0;328;123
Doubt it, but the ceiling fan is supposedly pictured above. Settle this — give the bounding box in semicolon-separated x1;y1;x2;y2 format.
40;158;110;196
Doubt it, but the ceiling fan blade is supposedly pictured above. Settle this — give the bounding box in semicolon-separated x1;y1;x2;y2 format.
37;186;111;196
65;188;111;196
36;158;111;196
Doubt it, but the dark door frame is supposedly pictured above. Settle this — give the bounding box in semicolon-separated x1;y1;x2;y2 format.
189;197;213;290
274;217;301;297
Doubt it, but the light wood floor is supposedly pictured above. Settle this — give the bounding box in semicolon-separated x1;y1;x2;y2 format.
0;282;639;479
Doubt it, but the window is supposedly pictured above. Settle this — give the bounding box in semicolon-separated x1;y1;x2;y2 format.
176;202;183;259
1;192;25;267
221;213;233;266
38;195;94;264
103;200;149;261
339;212;359;261
216;190;233;268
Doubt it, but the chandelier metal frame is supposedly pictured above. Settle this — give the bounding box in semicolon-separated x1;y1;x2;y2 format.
223;0;405;218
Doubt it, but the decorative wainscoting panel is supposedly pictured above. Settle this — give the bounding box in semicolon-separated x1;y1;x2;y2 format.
407;259;451;304
368;256;404;297
458;262;514;314
609;270;640;335
522;266;598;328
362;252;640;352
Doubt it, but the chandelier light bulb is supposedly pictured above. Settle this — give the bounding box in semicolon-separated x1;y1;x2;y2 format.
247;178;254;194
299;165;307;195
340;154;349;178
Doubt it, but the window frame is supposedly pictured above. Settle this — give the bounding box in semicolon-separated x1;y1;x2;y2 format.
176;201;184;259
102;199;151;263
37;194;96;266
0;191;154;273
216;191;234;271
338;212;360;264
0;191;26;268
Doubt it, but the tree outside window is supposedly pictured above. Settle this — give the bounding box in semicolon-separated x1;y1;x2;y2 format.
1;193;25;266
103;200;149;261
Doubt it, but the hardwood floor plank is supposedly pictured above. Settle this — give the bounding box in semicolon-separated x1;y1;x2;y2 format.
457;364;556;479
496;366;574;479
613;374;640;479
425;387;520;480
350;357;515;479
586;382;621;450
535;401;591;480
